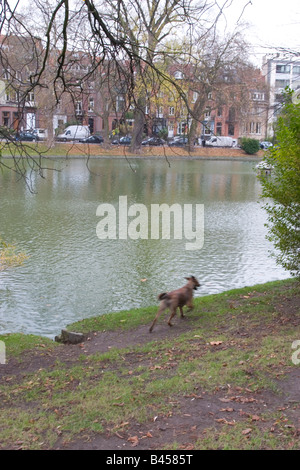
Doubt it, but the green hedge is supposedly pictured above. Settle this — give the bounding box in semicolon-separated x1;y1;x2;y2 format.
240;137;260;154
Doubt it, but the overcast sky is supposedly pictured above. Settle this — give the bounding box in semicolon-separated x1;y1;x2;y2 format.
12;0;300;67
222;0;300;65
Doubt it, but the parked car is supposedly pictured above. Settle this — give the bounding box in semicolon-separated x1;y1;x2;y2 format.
169;137;188;146
33;128;48;140
111;136;132;145
57;125;90;141
14;131;38;142
79;135;104;144
260;141;273;150
141;137;166;146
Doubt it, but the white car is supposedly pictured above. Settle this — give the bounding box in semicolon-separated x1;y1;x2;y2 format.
260;141;273;150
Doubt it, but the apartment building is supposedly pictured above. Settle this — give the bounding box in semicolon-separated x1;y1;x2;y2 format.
262;53;300;135
162;65;269;142
0;33;270;143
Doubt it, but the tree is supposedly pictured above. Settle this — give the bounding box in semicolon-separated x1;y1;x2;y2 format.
0;0;252;183
258;89;300;277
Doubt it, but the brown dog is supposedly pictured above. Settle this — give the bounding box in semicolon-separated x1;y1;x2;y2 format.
149;276;200;332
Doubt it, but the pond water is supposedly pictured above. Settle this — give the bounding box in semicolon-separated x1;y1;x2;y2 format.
0;157;290;338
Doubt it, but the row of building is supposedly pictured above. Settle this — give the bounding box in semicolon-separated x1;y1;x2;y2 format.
0;34;299;142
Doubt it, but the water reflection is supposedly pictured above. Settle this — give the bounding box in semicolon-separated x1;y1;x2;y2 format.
0;158;289;337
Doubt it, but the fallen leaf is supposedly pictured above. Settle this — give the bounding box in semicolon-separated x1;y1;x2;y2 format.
220;407;234;412
140;278;147;282
215;418;235;425
251;415;260;422
128;435;139;447
242;428;252;435
210;341;223;346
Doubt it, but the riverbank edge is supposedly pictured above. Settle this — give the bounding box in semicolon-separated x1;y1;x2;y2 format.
0;278;296;351
1;143;265;160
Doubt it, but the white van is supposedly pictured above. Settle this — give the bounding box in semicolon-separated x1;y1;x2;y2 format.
206;136;235;147
57;125;90;142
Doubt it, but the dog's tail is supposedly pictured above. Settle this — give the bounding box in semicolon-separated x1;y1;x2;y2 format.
158;292;169;301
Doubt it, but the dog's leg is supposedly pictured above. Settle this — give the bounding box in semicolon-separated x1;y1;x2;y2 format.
179;306;185;318
168;307;177;327
186;300;194;312
149;304;167;333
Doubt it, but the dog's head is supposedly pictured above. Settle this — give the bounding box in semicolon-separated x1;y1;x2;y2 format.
185;275;200;290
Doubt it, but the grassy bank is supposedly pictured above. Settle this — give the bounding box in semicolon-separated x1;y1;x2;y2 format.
1;141;265;159
0;278;299;450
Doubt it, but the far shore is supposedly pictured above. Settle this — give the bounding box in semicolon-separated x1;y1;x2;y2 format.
1;142;265;160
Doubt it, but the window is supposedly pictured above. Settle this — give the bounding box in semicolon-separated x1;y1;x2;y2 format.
252;92;265;101
293;65;300;75
249;122;261;135
275;79;290;89
2;111;10;126
157;106;163;117
204;108;211;119
216;122;222;136
27;91;35;104
276;64;291;74
228;123;235;136
169;106;175;115
3;69;10;80
256;122;261;134
217;107;222;117
75;101;82;115
228;107;236;122
88;97;94;112
116;95;125;112
192;91;198;103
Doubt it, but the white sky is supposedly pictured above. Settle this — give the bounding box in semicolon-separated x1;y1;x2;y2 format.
11;0;300;67
221;0;300;65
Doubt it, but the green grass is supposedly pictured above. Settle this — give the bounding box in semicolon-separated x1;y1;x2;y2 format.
0;278;299;449
1;333;57;357
68;278;298;334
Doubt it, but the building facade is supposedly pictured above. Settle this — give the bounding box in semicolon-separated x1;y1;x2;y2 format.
262;53;300;135
1;34;270;143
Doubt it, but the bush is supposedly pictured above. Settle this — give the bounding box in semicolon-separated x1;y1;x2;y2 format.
240;138;260;154
258;89;300;277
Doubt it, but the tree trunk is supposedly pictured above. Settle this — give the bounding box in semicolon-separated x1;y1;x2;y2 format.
129;96;146;151
187;92;208;152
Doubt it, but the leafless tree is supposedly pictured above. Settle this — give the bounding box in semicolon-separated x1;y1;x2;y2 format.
0;0;252;185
